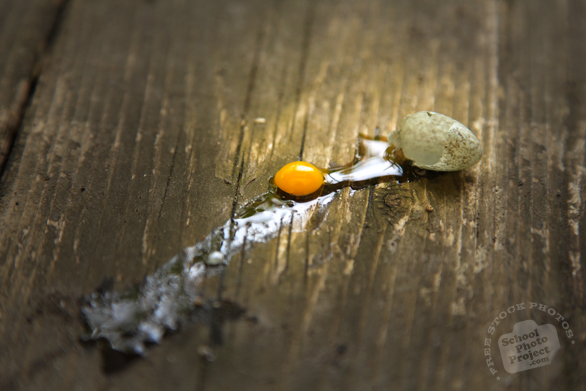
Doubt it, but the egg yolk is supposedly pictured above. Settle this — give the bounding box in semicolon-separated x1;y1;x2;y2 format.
274;161;324;196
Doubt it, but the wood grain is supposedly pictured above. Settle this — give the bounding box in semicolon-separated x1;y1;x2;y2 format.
0;0;585;390
0;0;67;174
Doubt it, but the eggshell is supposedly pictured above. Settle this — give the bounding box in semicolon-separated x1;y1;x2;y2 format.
388;111;483;171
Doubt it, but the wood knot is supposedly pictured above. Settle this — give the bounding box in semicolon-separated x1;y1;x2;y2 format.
376;183;413;225
383;193;403;209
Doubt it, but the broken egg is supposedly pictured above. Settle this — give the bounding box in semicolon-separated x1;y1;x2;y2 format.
388;111;483;171
274;161;324;196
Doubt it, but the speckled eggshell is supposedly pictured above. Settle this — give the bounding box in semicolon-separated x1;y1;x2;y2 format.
388;111;483;171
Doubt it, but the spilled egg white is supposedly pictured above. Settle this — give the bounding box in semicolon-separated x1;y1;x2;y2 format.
388;111;483;171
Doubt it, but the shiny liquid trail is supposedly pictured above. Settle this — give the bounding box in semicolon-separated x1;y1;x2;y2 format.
82;136;404;354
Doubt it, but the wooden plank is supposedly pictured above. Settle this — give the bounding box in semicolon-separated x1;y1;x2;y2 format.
0;0;67;174
0;0;585;390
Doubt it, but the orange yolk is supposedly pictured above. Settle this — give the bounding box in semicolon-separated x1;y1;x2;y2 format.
274;161;324;196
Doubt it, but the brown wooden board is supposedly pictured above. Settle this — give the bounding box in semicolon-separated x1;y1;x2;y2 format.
0;0;585;390
0;0;67;175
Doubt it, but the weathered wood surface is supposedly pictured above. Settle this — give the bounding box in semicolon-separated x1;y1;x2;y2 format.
0;0;66;174
1;0;585;390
